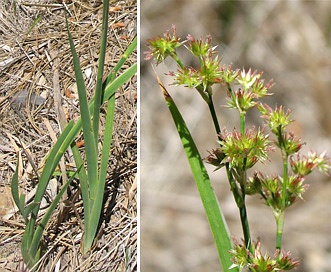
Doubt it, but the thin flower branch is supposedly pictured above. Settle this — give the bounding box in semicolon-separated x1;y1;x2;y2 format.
145;26;330;270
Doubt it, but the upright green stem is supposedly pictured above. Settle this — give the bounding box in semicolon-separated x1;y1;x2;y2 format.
240;158;253;253
171;52;185;69
226;166;242;207
281;154;288;210
207;93;221;136
275;125;289;252
239;202;252;252
226;82;234;98
240;112;245;134
275;153;288;252
238;113;252;254
208;91;249;259
209;88;253;254
227;166;252;253
275;210;285;251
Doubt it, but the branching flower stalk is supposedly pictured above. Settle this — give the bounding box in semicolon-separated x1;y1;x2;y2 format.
147;25;257;255
277;125;290;252
146;25;330;271
147;25;237;270
146;24;266;258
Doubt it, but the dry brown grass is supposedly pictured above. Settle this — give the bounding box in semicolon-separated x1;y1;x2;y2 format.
0;0;137;271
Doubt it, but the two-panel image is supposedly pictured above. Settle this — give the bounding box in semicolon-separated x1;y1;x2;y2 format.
1;1;331;271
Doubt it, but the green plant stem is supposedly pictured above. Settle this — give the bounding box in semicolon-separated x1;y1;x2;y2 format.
275;210;285;251
208;87;253;254
226;166;240;204
195;85;211;104
227;167;252;254
276;153;288;252
226;82;234;98
239;113;252;254
207;93;221;136
239;202;252;251
281;154;288;211
240;112;245;134
171;52;185;69
240;161;253;254
274;125;289;252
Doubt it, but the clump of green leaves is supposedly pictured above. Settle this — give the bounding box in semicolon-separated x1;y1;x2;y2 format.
11;2;136;269
146;25;329;271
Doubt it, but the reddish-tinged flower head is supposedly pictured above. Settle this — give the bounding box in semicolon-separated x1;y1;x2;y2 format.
258;104;293;135
185;34;216;57
251;78;274;97
222;65;239;84
290;151;330;176
205;148;226;170
170;56;223;92
225;69;272;113
281;132;304;155
248;172;309;210
145;25;184;65
171;66;202;89
230;240;300;271
226;88;257;113
236;68;261;91
219;127;272;170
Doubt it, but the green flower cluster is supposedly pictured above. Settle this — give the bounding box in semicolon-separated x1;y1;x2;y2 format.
230;240;299;272
247;172;307;210
146;27;274;109
145;25;183;65
219;128;271;170
146;26;330;271
226;69;273;114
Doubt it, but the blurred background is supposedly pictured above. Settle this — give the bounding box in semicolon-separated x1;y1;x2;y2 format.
141;1;331;271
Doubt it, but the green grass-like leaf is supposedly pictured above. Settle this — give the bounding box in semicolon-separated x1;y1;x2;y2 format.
66;18;98;199
65;0;137;253
154;70;236;272
29;166;82;261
